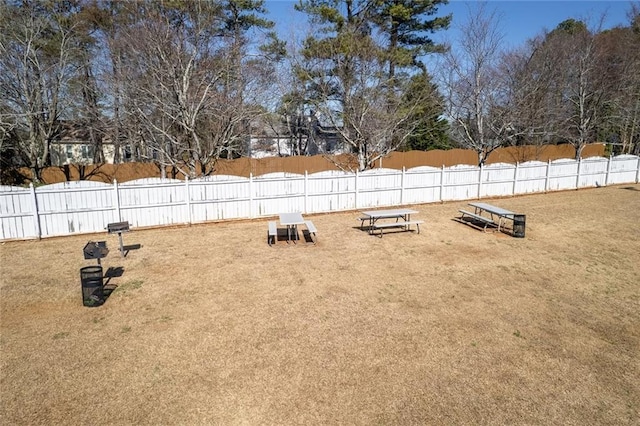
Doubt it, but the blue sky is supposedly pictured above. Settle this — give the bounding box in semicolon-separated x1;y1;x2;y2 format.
265;1;634;48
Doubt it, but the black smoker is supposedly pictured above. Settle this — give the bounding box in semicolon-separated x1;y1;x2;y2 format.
80;265;104;307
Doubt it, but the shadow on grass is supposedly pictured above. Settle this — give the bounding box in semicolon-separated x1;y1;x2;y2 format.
103;266;124;299
451;216;498;233
269;228;317;246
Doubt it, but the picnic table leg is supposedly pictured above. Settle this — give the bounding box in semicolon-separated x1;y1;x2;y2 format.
288;225;298;243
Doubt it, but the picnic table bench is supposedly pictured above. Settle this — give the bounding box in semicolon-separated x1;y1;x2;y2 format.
372;220;424;236
458;209;497;232
304;220;317;244
267;221;278;246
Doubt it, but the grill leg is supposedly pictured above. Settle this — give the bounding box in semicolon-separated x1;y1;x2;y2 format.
118;232;125;256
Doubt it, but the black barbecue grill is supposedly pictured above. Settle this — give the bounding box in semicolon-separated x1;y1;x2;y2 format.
83;240;109;265
107;221;130;256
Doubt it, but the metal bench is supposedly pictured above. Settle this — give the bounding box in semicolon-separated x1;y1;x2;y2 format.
267;221;277;246
304;220;317;244
458;209;496;232
372;220;423;237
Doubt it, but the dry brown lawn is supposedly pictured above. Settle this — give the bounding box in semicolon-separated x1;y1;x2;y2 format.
1;184;639;425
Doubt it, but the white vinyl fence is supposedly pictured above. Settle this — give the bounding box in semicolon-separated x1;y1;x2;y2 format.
1;155;639;241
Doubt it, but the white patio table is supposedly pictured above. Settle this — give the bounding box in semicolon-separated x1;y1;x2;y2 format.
279;212;306;243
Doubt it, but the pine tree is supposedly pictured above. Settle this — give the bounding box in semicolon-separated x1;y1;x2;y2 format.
293;0;451;170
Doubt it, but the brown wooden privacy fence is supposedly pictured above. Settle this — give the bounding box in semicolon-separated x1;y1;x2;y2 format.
28;144;605;184
1;152;637;242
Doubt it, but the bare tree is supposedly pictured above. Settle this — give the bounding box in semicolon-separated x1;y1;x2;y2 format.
297;39;431;170
495;37;563;150
439;2;506;165
105;1;281;177
543;19;607;159
597;5;640;155
494;11;639;159
0;2;83;182
293;0;441;171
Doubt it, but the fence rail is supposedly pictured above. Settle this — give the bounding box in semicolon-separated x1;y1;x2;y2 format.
1;155;639;241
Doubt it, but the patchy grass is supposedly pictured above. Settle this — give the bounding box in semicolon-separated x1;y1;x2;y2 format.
114;279;143;294
52;331;69;340
1;184;639;425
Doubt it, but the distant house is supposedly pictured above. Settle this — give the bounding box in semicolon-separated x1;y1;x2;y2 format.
246;117;294;158
247;114;344;158
49;121;144;165
49;116;345;165
312;124;342;154
50;121;113;165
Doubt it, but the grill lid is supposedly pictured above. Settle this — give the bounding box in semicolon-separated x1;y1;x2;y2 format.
107;221;130;233
83;241;109;259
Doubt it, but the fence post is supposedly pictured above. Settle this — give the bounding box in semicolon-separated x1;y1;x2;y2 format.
400;167;405;205
354;170;359;209
304;170;308;214
113;179;121;222
29;183;41;240
513;162;519;196
185;176;191;225
249;173;254;218
545;160;551;192
605;155;613;186
575;157;582;189
636;156;640;184
439;165;445;202
478;163;483;199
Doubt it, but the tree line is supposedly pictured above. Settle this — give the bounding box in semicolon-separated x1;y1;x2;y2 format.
1;0;638;182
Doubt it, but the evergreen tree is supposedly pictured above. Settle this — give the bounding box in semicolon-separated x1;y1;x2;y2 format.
372;0;451;79
403;72;451;151
294;0;451;170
